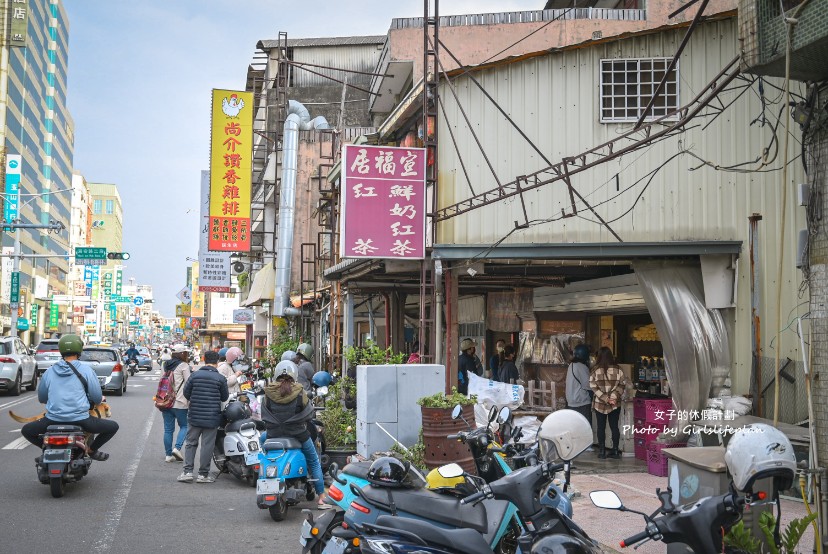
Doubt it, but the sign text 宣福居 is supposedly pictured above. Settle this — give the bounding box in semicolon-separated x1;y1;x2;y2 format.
341;145;426;259
209;90;253;252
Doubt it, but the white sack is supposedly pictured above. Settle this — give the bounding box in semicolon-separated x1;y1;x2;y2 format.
467;372;525;410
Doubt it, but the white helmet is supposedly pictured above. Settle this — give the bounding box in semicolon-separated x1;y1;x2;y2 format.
281;350;296;362
725;424;796;493
274;360;299;382
538;409;593;462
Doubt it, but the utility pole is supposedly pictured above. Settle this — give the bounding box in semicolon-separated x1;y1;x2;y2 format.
5;218;65;337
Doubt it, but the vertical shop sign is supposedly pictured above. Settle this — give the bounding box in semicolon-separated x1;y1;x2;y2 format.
1;247;13;302
49;302;59;330
190;262;205;318
30;304;37;326
208;90;253;252
341;145;426;259
9;0;29;48
198;170;231;291
4;155;21;229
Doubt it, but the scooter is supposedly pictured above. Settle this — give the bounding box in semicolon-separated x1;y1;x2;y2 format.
35;425;94;498
589;486;752;552
213;395;263;487
358;460;601;554
300;406;524;554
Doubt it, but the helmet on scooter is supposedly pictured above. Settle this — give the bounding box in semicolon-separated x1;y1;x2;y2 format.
58;334;84;357
218;347;229;359
226;347;243;364
274;360;299;382
572;344;590;364
224;401;251;422
538;409;593;462
312;371;332;388
367;457;412;488
280;350;296;362
530;534;598;554
425;464;473;496
297;343;313;361
724;423;796;493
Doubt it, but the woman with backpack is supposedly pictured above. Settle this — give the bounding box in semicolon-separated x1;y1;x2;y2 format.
160;345;192;463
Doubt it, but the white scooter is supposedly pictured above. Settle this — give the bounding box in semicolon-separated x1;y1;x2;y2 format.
214;389;265;487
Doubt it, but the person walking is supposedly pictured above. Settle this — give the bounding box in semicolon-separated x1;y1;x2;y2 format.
498;345;520;384
162;345;191;462
489;339;505;381
178;350;228;483
589;346;627;459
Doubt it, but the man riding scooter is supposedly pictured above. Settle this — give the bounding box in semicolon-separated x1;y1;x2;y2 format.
124;343;140;374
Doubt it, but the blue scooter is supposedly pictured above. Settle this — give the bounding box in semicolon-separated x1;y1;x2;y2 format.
301;405;529;554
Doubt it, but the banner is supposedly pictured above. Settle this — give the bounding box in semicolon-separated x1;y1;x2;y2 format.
9;0;28;48
190;261;205;318
341;145;426;259
1;247;13;302
208;89;253;252
198;170;231;291
4;154;21;227
49;302;59;330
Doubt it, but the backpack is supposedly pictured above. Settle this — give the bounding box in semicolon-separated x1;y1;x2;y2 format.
154;369;177;410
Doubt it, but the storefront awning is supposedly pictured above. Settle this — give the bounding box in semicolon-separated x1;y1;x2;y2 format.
433;241;742;260
240;263;275;307
290;291;320;308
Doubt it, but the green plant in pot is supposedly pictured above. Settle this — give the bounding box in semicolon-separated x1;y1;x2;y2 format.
344;340;406;372
318;376;358;467
418;389;478;472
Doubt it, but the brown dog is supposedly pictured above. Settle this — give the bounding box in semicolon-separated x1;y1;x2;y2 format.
8;402;112;423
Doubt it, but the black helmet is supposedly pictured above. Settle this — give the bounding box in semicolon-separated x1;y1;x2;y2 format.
573;344;590;364
367;457;410;488
223;401;251;422
58;334;84;357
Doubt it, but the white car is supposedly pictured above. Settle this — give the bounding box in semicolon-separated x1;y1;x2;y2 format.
0;337;37;396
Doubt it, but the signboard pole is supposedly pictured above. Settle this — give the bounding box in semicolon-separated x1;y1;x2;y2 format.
10;221;21;337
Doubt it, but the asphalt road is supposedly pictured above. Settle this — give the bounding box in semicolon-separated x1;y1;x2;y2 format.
0;364;308;554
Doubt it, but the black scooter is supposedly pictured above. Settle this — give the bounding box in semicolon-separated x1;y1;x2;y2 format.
36;425;93;498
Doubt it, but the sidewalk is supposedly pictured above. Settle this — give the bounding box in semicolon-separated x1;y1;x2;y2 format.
570;459;817;553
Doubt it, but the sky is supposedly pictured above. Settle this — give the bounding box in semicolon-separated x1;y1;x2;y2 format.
64;0;541;316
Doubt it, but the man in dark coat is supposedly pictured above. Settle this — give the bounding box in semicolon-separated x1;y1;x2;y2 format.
178;349;228;483
458;338;479;395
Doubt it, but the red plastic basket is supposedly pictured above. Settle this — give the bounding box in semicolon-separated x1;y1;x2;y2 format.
646;442;687;477
634;438;648;460
634;398;675;424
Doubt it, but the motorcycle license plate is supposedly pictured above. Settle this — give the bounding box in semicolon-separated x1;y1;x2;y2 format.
245;452;259;466
299;519;313;546
321;537;348;554
43;449;72;463
256;478;280;495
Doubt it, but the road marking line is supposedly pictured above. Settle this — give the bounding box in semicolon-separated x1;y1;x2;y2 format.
0;396;34;410
2;436;32;450
9;429;21;432
92;407;155;553
129;385;145;388
588;474;657;498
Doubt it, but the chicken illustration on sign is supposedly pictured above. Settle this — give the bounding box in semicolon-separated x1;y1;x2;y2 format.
341;145;427;260
209;89;253;252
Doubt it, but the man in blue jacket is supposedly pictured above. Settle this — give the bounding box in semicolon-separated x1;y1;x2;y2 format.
178;348;228;484
21;334;119;461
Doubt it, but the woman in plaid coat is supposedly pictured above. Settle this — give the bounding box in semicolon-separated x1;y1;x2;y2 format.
589;347;628;459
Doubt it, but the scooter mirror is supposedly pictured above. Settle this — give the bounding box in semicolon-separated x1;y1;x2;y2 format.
316;386;329;397
498;406;511;424
437;463;464;479
451;405;463;420
488;406;498;423
589;490;623;510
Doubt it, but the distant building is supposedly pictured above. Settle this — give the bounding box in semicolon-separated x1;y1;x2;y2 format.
0;0;74;340
87;182;123;262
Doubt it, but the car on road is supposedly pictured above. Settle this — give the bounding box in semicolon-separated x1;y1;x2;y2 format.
136;346;153;371
0;337;38;395
79;346;127;396
34;338;62;376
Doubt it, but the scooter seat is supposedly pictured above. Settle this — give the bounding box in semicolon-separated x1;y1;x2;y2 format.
225;418;258;433
341;461;373;481
263;437;302;451
375;515;492;553
46;425;82;432
361;485;488;533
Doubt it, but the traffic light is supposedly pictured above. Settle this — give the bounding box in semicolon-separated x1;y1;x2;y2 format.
107;252;130;260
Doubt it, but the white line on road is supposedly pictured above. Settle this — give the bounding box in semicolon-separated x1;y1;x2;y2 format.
0;395;35;411
128;385;145;388
2;436;32;450
92;409;155;553
10;429;20;432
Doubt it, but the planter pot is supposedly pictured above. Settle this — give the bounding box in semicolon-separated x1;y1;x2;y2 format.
326;447;357;472
421;405;477;474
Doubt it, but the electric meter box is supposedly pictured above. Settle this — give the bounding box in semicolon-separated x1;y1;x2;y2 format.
356;364;445;458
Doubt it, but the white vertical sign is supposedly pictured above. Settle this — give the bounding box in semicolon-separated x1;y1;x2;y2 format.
197;170;232;292
1;246;13;301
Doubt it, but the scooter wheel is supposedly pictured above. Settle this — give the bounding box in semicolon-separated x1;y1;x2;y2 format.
268;497;288;521
246;475;257;487
50;478;65;498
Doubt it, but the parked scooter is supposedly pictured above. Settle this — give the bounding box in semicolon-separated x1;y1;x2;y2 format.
300;405;523;554
35;425;94;498
354;409;600;554
213;395;263;486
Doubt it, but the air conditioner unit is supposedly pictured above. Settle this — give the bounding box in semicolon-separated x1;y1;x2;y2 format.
797;228;809;269
798;183;810;207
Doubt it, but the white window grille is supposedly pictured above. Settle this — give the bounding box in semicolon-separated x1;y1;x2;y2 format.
600;57;679;123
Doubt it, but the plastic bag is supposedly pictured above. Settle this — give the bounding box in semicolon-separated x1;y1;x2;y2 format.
467;372;525;410
723;396;752;416
513;415;540;445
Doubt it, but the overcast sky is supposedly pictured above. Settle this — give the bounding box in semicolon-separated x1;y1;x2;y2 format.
64;0;541;316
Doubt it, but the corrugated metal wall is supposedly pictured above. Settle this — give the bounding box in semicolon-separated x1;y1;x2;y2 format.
291;44;384;87
435;17;809;400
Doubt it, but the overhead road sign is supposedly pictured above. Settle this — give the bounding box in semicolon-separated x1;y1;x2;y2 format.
75;247;107;266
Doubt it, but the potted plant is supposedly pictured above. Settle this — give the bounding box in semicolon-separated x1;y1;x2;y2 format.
261;327;298;379
318;376;358;468
417;389;478;472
